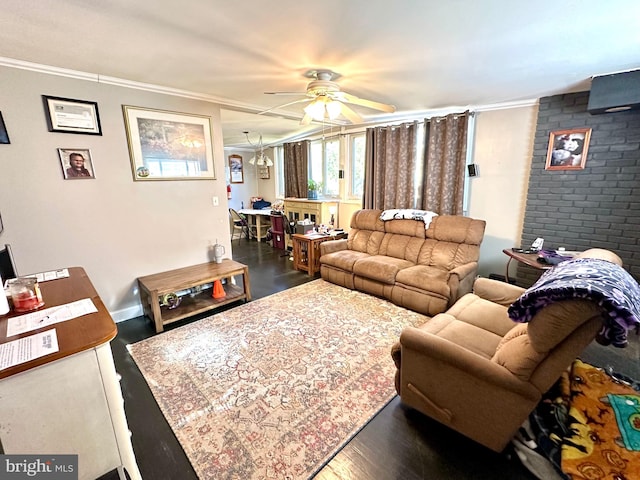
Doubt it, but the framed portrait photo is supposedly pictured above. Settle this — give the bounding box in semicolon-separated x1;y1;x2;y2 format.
58;148;95;179
545;128;592;171
229;154;244;184
123;105;215;181
42;95;102;135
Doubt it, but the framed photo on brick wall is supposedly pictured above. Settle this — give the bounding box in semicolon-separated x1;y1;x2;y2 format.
545;127;591;170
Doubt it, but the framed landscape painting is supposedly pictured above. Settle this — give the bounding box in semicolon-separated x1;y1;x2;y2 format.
123;105;215;181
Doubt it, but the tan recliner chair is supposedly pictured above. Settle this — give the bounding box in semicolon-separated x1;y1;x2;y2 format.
391;249;625;452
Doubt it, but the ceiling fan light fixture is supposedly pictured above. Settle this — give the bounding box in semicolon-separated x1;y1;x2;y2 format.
304;99;326;120
326;100;342;120
265;69;395;124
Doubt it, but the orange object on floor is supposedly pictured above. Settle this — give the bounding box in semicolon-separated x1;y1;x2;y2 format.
212;279;226;299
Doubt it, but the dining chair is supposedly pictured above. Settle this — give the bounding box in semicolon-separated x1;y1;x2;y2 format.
229;208;250;242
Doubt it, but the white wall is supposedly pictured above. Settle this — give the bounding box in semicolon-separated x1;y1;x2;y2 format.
225;147;276;211
0;65;538;321
468;105;538;279
0;66;232;321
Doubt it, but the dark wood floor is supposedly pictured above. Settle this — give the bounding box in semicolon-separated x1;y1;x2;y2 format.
110;239;639;480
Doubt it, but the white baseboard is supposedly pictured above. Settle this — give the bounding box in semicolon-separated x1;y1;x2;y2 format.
110;304;143;323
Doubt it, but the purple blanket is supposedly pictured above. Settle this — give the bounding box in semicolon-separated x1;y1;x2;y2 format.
508;258;640;348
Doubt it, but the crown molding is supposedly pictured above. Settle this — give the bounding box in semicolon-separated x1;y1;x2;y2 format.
0;56;273;113
1;56;538;139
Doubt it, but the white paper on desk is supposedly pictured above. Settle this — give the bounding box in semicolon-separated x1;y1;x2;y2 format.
3;269;70;288
6;298;98;337
0;329;59;370
36;268;70;282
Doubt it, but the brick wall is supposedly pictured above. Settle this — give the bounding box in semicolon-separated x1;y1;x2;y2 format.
517;91;640;286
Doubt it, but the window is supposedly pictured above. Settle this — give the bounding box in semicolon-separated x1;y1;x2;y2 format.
274;146;284;197
350;134;366;199
309;138;340;197
276;131;367;201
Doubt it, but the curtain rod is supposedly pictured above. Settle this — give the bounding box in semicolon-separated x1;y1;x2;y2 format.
277;110;475;146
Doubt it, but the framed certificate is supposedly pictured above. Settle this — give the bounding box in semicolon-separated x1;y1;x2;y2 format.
42;95;102;135
229;154;244;183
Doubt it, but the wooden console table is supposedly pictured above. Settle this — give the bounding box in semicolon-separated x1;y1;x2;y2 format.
0;267;141;480
293;233;346;276
137;259;251;333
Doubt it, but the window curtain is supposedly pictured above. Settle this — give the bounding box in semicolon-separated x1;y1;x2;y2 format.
283;140;309;198
419;112;469;215
363;121;418;210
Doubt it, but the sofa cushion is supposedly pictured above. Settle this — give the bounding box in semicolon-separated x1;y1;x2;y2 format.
426;215;485;245
491;300;604;382
320;250;370;272
395;265;450;297
414;216;485;270
418;313;503;359
416;240;481;271
347;229;385;255
492;324;545;381
527;300;603;352
383;218;427;238
353;255;413;284
350;209;385;231
446;294;517;337
380;234;426;263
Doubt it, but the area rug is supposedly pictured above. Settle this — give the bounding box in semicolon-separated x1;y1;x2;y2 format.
127;279;429;479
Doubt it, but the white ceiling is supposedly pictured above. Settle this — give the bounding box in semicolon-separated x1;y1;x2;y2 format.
2;0;640;148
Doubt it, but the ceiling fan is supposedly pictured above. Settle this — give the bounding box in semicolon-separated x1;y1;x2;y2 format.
262;69;396;125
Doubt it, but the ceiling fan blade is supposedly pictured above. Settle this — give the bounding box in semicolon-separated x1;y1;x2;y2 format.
337;92;396;113
258;98;311;115
264;91;308;96
300;113;313;125
339;102;364;124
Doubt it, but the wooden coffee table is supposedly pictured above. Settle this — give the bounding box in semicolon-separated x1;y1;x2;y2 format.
137;259;251;333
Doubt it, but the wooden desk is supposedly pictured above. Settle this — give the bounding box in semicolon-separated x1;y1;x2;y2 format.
0;267;141;480
137;259;251;333
239;208;272;242
293;233;346;276
502;248;551;283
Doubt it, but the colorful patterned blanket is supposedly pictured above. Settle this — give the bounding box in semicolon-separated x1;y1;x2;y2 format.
508;258;640;347
525;360;640;480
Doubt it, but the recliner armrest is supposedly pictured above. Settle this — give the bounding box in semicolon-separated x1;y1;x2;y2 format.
320;238;348;255
447;262;479;304
473;277;525;306
399;327;539;400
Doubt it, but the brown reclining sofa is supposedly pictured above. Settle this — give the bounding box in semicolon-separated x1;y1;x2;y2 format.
319;209;486;316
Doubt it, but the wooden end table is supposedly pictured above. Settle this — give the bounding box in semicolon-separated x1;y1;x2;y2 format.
502;248;551;283
292;233;346;276
137;259;251;333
